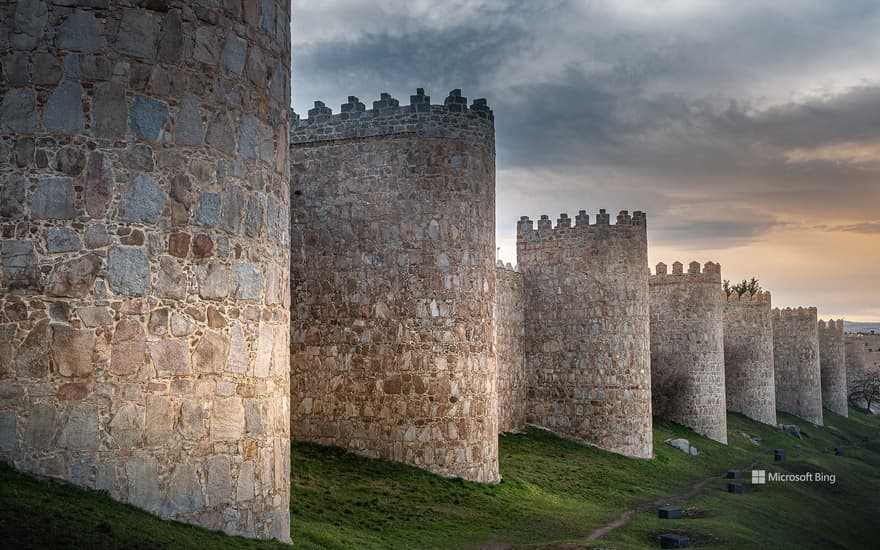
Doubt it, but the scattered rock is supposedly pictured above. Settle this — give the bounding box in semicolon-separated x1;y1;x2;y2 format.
664;438;699;456
778;424;803;439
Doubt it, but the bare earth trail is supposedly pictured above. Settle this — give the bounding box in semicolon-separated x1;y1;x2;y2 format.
583;460;758;542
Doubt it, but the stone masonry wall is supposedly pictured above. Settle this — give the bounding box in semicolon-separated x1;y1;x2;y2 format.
722;291;776;426
845;333;880;385
845;335;868;390
818;319;847;417
495;262;526;433
772;308;823;425
289;90;499;483
649;262;727;444
0;1;291;540
517;210;652;459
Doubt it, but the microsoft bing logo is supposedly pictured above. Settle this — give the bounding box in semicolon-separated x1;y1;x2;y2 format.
751;470;766;484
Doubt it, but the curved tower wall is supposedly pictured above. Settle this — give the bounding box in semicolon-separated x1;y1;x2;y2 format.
845;334;868;390
0;1;292;540
517;210;652;459
289;90;499;483
649;262;727;444
772;308;823;425
818;319;848;417
495;262;526;433
723;291;776;426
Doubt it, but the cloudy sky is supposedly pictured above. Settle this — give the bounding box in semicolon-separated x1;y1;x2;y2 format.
291;0;880;321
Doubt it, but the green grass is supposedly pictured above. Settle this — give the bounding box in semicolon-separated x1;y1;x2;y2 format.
2;408;879;549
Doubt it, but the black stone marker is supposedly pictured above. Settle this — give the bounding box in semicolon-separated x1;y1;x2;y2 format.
834;447;843;456
775;449;785;461
728;482;744;493
658;506;682;519
660;533;690;548
726;469;741;479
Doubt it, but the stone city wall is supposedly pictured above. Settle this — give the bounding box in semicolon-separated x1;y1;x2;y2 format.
722;291;776;426
649;261;727;444
517;210;653;459
494;262;526;433
0;1;292;540
772;307;823;425
289;89;500;483
818;319;847;417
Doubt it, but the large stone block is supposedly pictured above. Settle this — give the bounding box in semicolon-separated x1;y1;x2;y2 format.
0;412;16;452
211;398;245;441
1;174;26;218
155;256;187;299
22;403;57;450
125;456;160;513
130;95;168;142
32;177;75;220
43;81;84;134
144;396;174;446
108;403;144;448
232;263;263;300
12;0;48;50
15;319;50;378
163;463;204;515
1;240;40;289
56;10;105;53
207;455;232;506
193;331;230;374
118;173;166;224
0;89;37;133
110;319;146;376
58;403;100;450
51;324;95;377
92;82;128;140
47;254;101;298
178;400;208;440
108;246;151;296
45;228;82;253
197;262;229;300
149;339;190;377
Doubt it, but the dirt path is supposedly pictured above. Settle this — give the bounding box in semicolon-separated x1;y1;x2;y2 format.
584;461;757;541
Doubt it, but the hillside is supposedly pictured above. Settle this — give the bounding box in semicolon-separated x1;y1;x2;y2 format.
1;409;879;549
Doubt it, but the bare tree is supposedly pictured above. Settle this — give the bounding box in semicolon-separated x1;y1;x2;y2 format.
849;373;880;412
724;277;762;298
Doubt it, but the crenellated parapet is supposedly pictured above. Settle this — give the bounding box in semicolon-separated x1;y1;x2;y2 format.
818;318;848;417
649;260;727;443
650;261;722;285
725;290;772;304
772;307;823;425
290;88;494;145
516;209;646;242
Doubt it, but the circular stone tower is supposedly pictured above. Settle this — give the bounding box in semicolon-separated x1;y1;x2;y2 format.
0;1;291;540
649;261;727;444
289;90;499;483
723;291;776;426
517;209;653;459
772;307;823;425
818;319;847;417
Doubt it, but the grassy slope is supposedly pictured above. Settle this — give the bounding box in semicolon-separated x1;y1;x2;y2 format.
1;409;878;549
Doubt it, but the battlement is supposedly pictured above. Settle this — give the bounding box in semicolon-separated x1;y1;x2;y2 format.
290;88;494;145
818;319;845;333
649;261;722;284
516;209;646;243
772;307;818;321
725;290;772;304
496;260;518;272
